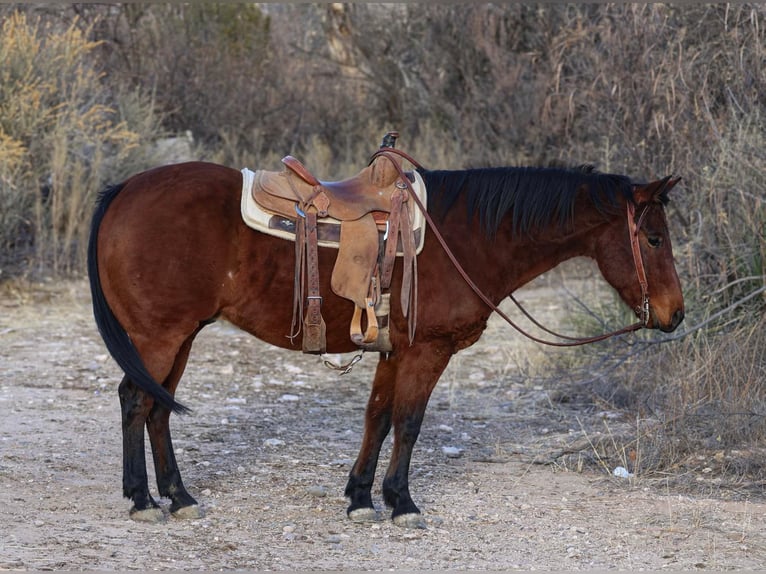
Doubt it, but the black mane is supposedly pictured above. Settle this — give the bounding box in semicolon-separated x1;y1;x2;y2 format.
419;165;635;237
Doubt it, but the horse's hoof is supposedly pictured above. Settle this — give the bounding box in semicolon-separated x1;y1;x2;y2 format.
348;507;381;523
129;506;165;523
393;512;427;529
172;504;203;520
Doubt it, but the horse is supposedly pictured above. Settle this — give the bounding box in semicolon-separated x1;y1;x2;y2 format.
87;158;684;526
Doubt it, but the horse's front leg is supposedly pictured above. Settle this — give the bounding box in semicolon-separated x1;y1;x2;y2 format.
345;354;396;521
382;341;453;528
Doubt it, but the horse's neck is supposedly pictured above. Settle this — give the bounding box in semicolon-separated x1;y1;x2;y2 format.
425;182;618;304
473;206;609;301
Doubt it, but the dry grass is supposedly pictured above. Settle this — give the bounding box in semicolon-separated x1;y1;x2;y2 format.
0;12;162;276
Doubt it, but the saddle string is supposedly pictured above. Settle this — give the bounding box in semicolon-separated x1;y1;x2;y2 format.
371;149;647;347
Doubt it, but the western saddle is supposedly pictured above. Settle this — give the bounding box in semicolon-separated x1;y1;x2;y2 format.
250;133;423;354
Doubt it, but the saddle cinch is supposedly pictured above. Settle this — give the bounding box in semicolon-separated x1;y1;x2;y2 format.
243;143;426;354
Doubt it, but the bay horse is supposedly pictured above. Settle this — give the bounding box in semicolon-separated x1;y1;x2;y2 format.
87;158;684;526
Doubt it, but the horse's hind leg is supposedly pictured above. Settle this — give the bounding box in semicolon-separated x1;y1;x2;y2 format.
119;330;198;521
146;332;200;518
345;355;396;521
119;376;163;522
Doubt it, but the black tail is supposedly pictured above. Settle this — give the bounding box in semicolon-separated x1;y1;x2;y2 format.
87;183;190;415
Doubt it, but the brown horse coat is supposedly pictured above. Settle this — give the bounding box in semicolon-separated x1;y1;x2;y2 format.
88;161;683;525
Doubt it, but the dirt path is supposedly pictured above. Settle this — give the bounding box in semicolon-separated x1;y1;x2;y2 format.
1;279;765;570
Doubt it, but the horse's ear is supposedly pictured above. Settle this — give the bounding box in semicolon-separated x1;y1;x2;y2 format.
664;176;682;194
634;175;680;204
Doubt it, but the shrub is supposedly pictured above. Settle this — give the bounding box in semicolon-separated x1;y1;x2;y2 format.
0;11;162;276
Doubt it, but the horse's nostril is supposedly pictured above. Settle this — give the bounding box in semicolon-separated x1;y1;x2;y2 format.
672;309;685;330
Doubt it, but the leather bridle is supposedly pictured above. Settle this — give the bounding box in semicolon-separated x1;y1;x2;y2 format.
627;199;651;327
371;148;653;347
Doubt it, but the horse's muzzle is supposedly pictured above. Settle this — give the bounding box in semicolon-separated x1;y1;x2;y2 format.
659;308;685;333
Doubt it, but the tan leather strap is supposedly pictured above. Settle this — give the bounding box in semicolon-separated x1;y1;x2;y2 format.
302;210;326;353
380;188;404;288
289;211;306;343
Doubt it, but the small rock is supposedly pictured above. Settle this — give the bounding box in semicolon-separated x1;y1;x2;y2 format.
442;446;463;458
306;485;328;497
612;466;634;478
226;397;247;404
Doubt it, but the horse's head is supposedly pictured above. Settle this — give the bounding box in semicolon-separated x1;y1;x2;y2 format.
595;176;684;333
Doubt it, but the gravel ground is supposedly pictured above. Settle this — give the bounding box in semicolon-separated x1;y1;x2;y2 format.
1;278;765;570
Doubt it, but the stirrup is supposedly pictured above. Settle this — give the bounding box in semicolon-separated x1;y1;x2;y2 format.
350;297;378;345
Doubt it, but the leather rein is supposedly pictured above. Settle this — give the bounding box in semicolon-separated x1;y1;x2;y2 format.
371;148;650;347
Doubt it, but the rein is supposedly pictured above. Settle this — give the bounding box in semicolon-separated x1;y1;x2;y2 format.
371;148;649;347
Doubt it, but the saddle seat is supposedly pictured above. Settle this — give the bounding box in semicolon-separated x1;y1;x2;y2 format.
248;145;422;355
257;154;405;222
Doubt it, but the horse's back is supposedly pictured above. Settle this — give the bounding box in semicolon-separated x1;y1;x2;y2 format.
119;161;240;204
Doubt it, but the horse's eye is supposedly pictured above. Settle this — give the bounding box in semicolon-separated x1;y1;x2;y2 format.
647;236;663;248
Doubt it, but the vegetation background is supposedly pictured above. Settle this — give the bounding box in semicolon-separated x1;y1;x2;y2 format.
1;3;764;489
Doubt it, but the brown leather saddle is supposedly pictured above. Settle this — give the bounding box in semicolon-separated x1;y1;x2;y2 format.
251;137;421;354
